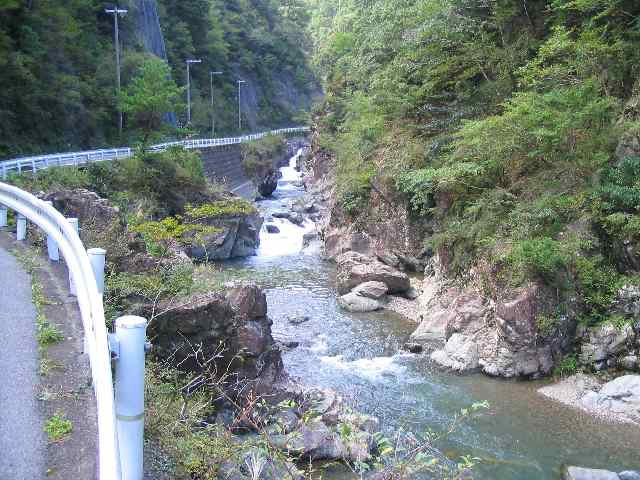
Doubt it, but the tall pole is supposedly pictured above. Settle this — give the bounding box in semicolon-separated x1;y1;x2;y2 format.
185;59;202;126
237;80;246;132
210;71;222;137
106;7;128;138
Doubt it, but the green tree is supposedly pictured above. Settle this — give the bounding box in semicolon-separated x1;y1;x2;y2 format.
120;57;184;145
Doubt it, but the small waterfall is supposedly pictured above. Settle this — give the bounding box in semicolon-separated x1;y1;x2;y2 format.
258;149;316;257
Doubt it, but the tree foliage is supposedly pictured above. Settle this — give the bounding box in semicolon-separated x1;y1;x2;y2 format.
0;0;316;158
120;57;184;144
308;0;640;319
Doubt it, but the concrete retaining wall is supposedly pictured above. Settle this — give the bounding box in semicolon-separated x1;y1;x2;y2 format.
199;145;248;190
198;137;310;190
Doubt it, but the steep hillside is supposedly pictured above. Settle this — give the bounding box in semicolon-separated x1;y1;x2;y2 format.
0;0;317;158
306;0;640;377
158;0;320;134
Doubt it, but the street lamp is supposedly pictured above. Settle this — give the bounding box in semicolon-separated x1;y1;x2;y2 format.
237;80;246;132
105;6;128;138
210;71;223;137
185;59;202;125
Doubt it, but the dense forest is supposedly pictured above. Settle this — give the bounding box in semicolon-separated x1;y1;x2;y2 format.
0;0;316;158
308;0;640;330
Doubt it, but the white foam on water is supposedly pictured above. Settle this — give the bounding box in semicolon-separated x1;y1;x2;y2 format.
279;149;304;184
309;334;329;354
320;354;409;382
258;148;316;257
259;217;315;257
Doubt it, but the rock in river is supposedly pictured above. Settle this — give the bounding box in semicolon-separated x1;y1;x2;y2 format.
563;466;622;480
338;291;384;313
336;251;410;295
266;224;280;234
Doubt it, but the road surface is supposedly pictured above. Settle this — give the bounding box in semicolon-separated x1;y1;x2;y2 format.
0;245;46;479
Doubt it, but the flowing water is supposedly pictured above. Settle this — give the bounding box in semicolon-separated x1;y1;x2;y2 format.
227;151;640;479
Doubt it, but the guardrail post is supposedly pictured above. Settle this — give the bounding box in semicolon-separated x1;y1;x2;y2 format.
114;315;147;480
44;201;60;261
0;206;7;227
16;213;27;240
66;218;79;296
88;248;106;295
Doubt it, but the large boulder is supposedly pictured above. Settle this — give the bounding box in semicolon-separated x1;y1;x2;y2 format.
337;292;384;313
580;375;640;424
144;284;283;391
412;276;564;378
42;189;129;261
268;389;377;463
184;206;263;261
579;323;636;370
324;230;371;260
430;333;480;373
257;171;279;197
563;466;621;480
336;251;410;295
271;420;373;463
352;281;388;299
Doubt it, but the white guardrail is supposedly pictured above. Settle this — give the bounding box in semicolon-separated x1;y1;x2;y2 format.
0;183;122;478
0;126;310;179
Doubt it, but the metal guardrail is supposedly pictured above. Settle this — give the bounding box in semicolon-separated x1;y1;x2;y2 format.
0;183;121;479
1;126;310;179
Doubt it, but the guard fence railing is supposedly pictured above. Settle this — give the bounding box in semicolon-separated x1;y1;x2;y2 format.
1;126;310;179
0;182;148;480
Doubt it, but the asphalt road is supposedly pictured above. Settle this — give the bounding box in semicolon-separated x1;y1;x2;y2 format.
0;245;46;479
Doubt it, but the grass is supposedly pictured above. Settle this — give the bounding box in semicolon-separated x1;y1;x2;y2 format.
44;413;73;442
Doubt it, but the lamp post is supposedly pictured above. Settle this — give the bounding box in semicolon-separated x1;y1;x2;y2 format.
237;80;246;132
186;59;202;125
210;71;223;137
105;6;128;138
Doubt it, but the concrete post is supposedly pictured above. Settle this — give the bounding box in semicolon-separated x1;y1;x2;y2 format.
0;206;7;227
16;213;26;241
114;315;147;480
66;218;79;296
87;248;106;295
44;201;60;261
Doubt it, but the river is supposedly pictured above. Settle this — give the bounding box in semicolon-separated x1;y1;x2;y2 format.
226;151;640;479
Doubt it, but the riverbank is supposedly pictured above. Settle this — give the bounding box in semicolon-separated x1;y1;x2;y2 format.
282;138;640;478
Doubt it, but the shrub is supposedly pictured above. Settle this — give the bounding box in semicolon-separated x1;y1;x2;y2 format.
507;237;566;283
573;256;621;324
44;413;73;442
240;134;286;181
554;354;578;377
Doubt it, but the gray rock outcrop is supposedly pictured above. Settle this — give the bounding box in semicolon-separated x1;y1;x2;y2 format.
413;270;564;377
336;251;410;295
185;210;263;261
144;284;283;392
539;374;640;425
563;467;640;480
580;375;640;424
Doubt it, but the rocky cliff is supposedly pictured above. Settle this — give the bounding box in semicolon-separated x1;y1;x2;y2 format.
304;127;640;380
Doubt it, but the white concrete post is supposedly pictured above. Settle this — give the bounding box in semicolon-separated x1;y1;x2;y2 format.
114;316;147;480
0;206;7;227
16;213;27;240
66;218;79;296
44;201;60;261
87;248;106;295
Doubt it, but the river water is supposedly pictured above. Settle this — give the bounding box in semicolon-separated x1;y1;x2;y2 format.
227;151;640;479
